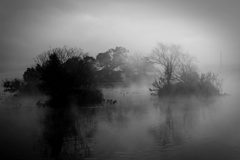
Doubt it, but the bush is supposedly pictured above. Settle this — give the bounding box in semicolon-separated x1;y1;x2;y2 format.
36;47;103;105
151;72;222;97
3;46;103;106
2;79;24;93
149;43;223;97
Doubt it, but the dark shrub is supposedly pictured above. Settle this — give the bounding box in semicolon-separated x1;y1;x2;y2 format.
3;46;103;106
2;79;24;93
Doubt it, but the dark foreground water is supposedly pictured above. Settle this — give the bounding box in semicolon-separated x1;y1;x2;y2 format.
0;86;240;160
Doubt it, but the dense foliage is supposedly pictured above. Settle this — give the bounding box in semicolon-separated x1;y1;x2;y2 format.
3;47;103;105
96;46;128;69
2;43;223;102
2;78;24;93
95;47;155;83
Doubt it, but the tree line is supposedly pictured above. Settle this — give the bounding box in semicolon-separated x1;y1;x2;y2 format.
2;43;223;105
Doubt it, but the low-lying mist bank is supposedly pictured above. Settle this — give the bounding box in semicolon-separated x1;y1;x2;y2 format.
0;78;240;160
1;67;239;109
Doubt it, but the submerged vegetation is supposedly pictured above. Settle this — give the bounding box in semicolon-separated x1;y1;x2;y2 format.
2;43;223;106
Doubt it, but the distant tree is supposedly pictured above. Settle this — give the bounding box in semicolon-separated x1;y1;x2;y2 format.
177;53;198;84
95;47;129;83
96;46;128;69
130;53;154;75
149;43;183;92
23;67;41;84
96;51;112;68
2;79;23;93
198;72;223;95
22;67;42;93
35;47;84;66
125;53;155;83
149;43;223;96
2;46;103;105
36;47;102;103
39;53;64;95
111;47;128;69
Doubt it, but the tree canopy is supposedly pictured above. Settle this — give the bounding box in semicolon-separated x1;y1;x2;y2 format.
2;44;223;101
6;46;103;105
96;46;128;69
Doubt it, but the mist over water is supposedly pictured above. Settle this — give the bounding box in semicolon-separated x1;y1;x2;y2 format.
0;71;240;160
1;0;240;159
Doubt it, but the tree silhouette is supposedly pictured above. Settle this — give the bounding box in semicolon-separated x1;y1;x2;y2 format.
96;52;112;68
37;48;102;104
111;47;128;69
96;46;128;69
2;79;23;93
6;46;104;105
149;43;183;92
149;43;222;96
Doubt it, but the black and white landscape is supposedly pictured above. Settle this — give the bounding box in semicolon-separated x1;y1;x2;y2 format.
0;0;240;160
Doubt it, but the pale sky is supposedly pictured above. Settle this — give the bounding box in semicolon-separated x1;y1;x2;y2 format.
1;0;240;73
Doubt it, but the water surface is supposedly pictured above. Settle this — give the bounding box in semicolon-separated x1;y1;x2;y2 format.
0;86;240;160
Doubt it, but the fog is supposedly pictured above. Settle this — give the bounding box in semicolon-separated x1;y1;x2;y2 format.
1;0;240;159
1;0;240;73
1;79;240;159
0;66;240;159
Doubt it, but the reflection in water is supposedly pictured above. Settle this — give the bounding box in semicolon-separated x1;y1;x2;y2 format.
149;96;240;160
1;88;240;160
149;97;203;147
38;99;98;160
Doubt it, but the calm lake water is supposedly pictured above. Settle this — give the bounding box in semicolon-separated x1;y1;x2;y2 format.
0;85;240;160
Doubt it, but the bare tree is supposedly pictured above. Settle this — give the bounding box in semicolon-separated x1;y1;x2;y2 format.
149;43;183;90
149;43;199;93
177;53;198;84
34;46;85;66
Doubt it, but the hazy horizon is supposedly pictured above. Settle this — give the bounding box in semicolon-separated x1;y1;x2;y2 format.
1;2;240;159
1;0;240;73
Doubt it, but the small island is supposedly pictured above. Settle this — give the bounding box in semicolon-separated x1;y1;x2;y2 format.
2;43;223;107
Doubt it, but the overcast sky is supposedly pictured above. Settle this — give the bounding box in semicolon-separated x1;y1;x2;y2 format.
1;0;240;73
